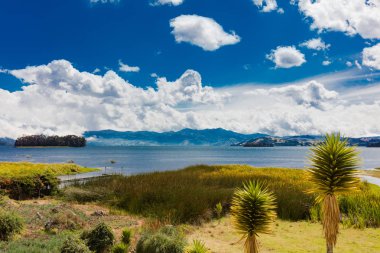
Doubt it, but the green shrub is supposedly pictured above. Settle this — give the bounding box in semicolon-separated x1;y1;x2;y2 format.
309;204;320;223
45;211;86;233
0;210;23;241
0;174;59;200
185;240;209;253
82;222;115;253
214;202;223;219
112;243;128;253
136;226;186;253
121;228;132;245
60;236;91;253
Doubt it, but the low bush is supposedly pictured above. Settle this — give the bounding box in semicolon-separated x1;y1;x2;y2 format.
0;174;59;200
45;211;86;233
121;227;132;245
185;240;209;253
0;210;23;241
60;236;91;253
112;243;128;253
136;226;186;253
214;202;223;220
82;222;115;253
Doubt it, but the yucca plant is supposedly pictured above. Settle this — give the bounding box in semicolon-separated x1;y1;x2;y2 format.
185;239;210;253
308;133;360;253
230;181;277;253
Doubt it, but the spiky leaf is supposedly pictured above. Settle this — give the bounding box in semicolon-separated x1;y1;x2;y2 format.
308;133;360;199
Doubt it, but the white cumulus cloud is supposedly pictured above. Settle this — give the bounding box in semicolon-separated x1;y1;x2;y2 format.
250;81;338;110
1;60;227;138
267;46;306;68
252;0;279;12
300;38;330;51
152;0;184;6
170;15;241;51
118;60;140;73
322;60;331;66
1;60;380;138
298;0;380;39
362;43;380;70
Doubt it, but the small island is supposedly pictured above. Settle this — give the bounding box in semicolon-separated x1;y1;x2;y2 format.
14;134;86;147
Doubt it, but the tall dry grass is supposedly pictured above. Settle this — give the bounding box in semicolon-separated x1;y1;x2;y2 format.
62;165;380;226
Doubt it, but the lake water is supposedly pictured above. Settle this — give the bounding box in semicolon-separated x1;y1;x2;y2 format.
0;146;379;175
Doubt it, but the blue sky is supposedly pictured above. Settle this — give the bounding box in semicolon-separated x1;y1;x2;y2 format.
0;0;373;89
0;0;380;137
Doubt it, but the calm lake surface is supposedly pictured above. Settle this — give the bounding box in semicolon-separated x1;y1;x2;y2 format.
1;146;379;175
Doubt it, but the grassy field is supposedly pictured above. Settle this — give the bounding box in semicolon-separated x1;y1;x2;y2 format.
63;165;380;227
1;197;379;253
0;162;97;178
187;217;380;253
0;164;379;252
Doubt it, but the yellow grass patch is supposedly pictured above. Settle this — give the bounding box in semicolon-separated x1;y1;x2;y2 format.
0;162;97;178
187;217;380;253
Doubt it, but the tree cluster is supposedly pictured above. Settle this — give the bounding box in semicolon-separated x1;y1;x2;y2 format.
14;135;86;147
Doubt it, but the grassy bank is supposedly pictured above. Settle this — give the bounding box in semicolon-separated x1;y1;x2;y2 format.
62;165;380;227
0;162;96;178
0;162;97;199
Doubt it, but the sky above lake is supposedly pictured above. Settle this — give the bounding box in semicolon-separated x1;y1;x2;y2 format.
0;0;380;138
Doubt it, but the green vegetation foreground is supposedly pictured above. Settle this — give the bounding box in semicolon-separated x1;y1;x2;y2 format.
0;162;97;199
64;164;380;227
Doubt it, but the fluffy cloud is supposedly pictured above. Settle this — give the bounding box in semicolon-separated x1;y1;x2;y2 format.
170;15;241;51
119;60;140;73
152;0;184;6
300;38;330;51
322;60;331;66
298;0;380;39
250;81;338;110
252;0;280;12
362;43;380;70
266;46;306;68
1;60;380;138
1;60;226;138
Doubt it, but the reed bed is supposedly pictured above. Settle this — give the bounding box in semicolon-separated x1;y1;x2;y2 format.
63;165;380;226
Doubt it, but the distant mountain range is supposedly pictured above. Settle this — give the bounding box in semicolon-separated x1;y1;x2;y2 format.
83;129;380;147
2;129;380;147
235;135;380;147
84;128;267;146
